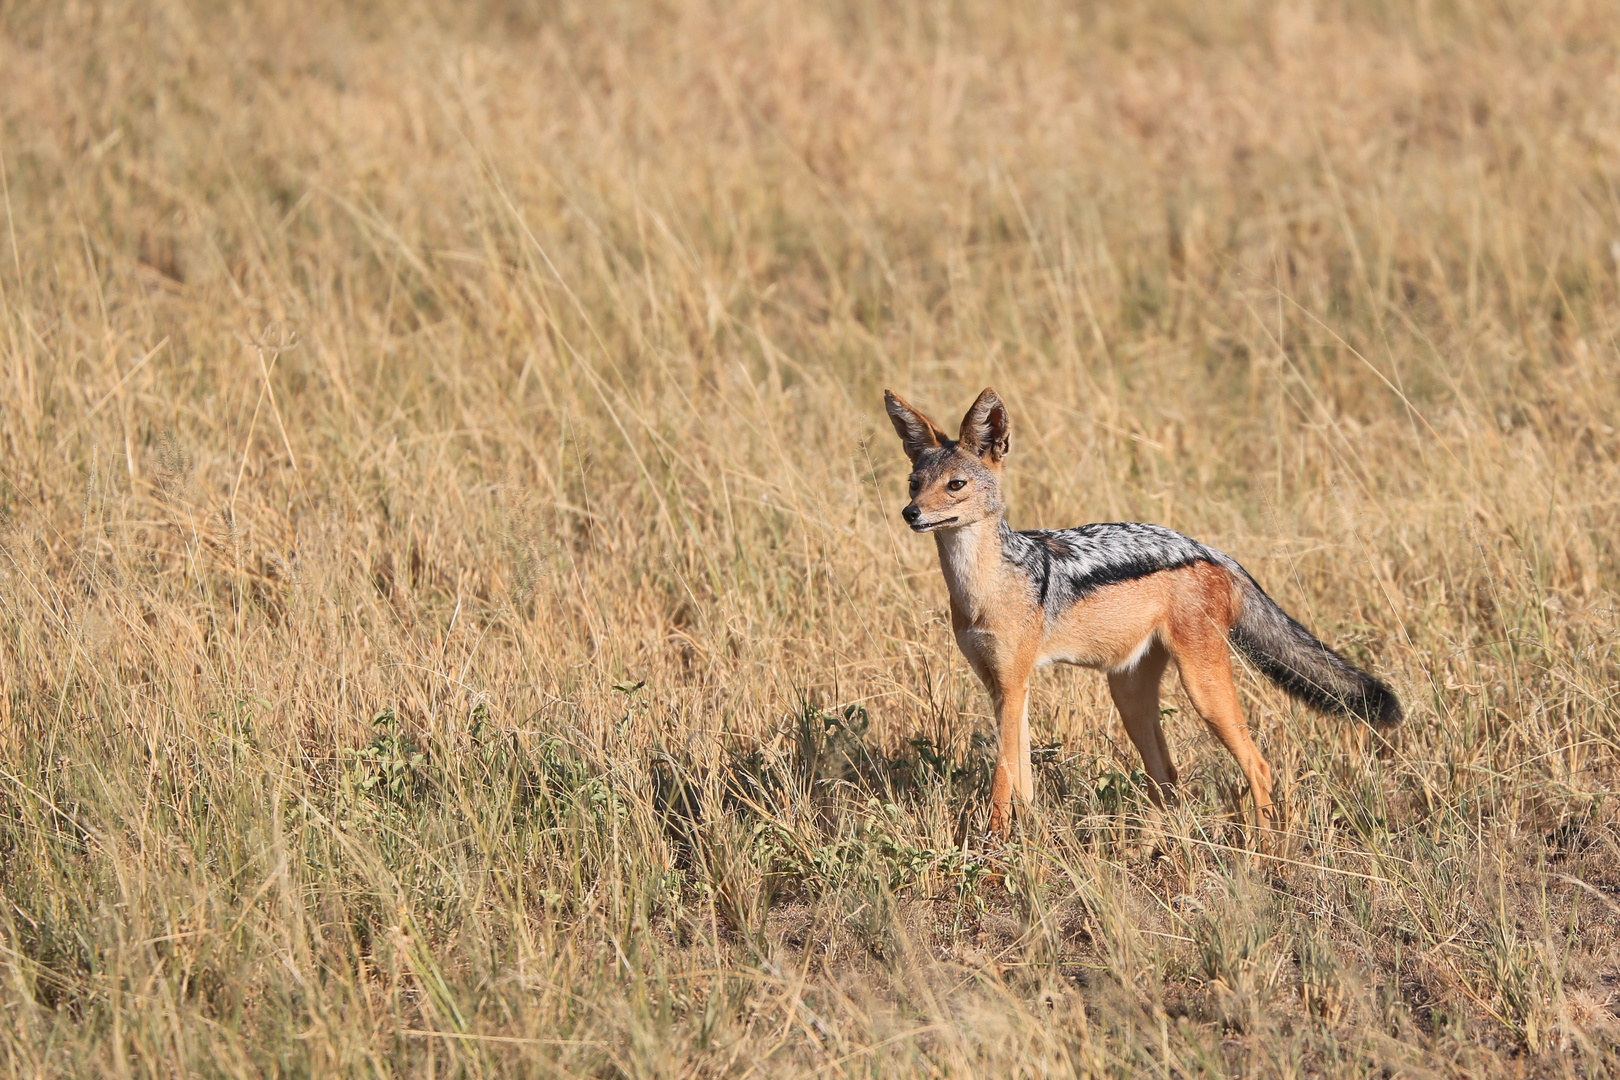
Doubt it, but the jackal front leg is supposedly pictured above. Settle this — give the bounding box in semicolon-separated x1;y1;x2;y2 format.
988;673;1034;837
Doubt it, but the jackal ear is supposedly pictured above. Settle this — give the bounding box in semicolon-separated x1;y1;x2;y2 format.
884;390;946;463
958;388;1010;462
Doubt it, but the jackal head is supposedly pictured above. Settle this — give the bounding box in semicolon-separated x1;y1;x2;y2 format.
883;388;1010;532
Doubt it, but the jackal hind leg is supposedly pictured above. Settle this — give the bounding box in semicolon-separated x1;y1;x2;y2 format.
1106;638;1177;806
1171;631;1275;839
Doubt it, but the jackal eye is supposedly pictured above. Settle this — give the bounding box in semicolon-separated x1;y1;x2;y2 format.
947;478;968;492
908;478;920;494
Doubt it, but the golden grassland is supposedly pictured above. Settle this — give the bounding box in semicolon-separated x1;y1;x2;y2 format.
2;0;1619;1075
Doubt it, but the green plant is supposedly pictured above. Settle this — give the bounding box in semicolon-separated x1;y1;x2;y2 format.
345;708;431;804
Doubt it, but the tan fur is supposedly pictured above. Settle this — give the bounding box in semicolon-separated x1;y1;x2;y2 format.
885;388;1276;840
941;522;1273;837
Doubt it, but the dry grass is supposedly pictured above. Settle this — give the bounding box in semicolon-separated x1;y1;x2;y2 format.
2;0;1619;1075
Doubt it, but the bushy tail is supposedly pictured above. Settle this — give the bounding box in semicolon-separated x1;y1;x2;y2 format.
1228;573;1402;729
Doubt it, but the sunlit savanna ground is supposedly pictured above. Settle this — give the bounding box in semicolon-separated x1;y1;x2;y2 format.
2;1;1619;1075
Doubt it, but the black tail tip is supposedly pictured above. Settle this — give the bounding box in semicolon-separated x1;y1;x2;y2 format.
1367;681;1403;729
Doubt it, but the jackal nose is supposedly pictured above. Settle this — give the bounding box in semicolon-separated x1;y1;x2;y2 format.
901;505;921;524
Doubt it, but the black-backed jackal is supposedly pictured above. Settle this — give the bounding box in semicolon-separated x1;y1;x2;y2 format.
884;388;1402;838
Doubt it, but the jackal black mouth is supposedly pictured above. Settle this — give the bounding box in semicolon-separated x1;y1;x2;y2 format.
908;515;959;532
